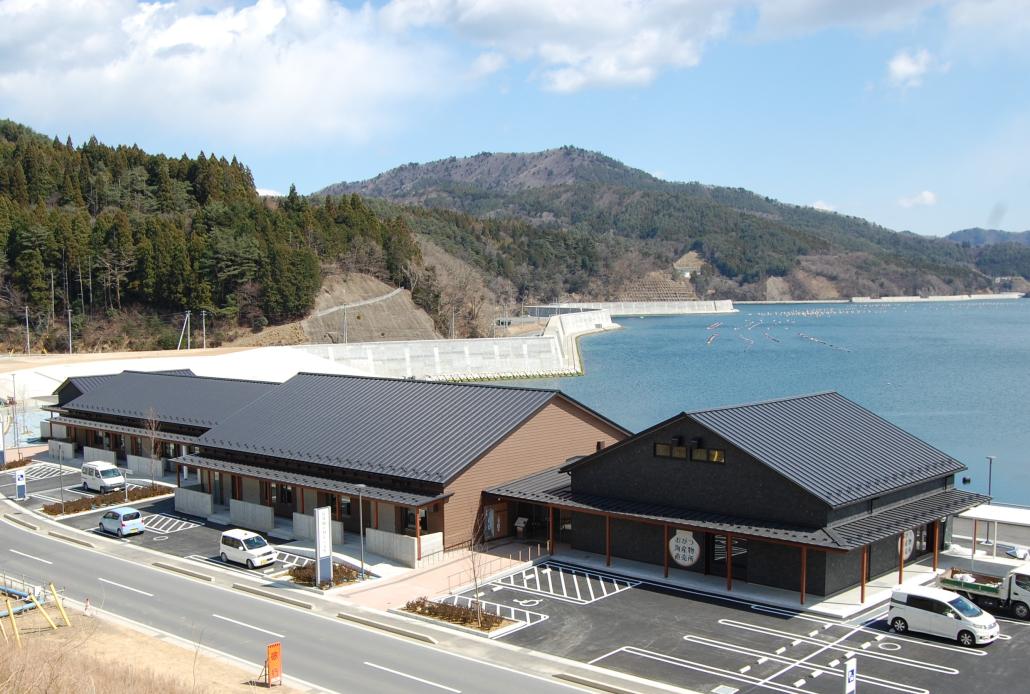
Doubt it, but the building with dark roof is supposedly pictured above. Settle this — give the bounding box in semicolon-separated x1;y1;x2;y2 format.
47;370;628;565
486;392;987;603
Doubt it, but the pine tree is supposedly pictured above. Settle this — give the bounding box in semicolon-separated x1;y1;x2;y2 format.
10;161;29;205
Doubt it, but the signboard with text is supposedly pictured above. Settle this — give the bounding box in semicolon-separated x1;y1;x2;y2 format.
314;506;332;586
669;529;701;567
266;641;282;686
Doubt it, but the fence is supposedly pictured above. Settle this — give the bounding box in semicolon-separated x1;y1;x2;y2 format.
446;542;544;593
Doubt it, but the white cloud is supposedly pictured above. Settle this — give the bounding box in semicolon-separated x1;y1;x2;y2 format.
381;0;734;92
887;48;940;87
898;190;938;207
810;200;835;211
753;0;936;37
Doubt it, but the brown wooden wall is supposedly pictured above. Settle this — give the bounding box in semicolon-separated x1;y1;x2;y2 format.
442;396;625;548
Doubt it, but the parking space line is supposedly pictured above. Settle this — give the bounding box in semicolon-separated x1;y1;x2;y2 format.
493;562;640;605
439;594;548;637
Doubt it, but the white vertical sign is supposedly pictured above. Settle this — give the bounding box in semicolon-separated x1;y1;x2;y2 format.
843;657;857;694
314;506;332;586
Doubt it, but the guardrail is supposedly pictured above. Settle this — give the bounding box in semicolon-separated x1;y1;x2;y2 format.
446;543;544;593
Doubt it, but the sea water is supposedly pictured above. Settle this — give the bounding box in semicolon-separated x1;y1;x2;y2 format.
520;300;1030;504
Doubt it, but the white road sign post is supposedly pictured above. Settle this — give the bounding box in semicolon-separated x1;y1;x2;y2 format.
843;657;857;694
14;468;26;501
314;506;332;587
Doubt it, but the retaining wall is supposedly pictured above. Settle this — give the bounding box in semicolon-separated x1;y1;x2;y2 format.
82;446;116;464
292;512;344;545
528;300;736;317
365;527;443;567
175;487;213;517
230;498;274;532
126;454;162;480
851;293;1024;303
47;440;74;461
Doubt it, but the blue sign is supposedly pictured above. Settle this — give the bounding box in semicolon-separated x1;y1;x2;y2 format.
14;469;27;501
844;657;857;694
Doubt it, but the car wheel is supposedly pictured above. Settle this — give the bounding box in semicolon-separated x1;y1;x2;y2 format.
220;552;229;564
890;617;908;634
117;528;123;538
1013;602;1030;620
246;559;255;570
958;630;976;647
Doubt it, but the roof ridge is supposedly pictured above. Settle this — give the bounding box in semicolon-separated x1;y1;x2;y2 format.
682;390;840;417
292;371;560;394
120;370;280;386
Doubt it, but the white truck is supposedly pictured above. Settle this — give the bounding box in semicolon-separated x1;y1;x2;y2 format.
939;564;1030;619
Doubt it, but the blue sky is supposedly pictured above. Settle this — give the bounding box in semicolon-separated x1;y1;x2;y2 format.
1;0;1028;236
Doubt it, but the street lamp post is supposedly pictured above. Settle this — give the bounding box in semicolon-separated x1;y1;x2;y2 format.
984;456;996;546
356;483;367;580
59;445;65;515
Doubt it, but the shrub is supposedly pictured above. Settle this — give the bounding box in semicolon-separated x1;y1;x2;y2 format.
289;562;358;587
41;483;168;516
402;595;503;629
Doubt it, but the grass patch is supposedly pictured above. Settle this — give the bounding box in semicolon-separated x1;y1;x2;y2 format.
288;562;359;588
402;596;509;632
41;483;168;516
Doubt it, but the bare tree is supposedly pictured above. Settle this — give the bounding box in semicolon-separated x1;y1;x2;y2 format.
143;406;160;489
466;507;489;628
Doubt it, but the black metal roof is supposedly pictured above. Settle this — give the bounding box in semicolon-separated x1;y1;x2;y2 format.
62;371;275;428
51;415;199;445
55;369;195;407
196;373;593;484
488;467;987;550
685;392;967;506
178;454;449;508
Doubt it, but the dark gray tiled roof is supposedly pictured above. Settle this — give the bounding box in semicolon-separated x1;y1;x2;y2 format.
178;455;448;507
488;467;987;550
687;392;966;507
197;373;562;484
63;371;275;428
51;415;199;445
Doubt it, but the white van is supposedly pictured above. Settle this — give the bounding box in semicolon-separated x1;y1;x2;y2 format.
219;529;276;569
81;461;127;494
888;585;999;646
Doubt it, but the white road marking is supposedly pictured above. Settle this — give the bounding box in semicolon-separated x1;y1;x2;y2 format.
212;613;284;638
739;665;751;673
98;577;154;597
364;661;460;693
10;548;52;564
792;679;806;687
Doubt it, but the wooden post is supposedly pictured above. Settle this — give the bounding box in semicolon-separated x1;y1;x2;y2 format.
726;533;734;592
49;583;71;627
415;506;422;561
933;520;940;571
663;525;670;578
176;462;181;488
5;599;21;648
860;545;869;603
299;486;305;514
30;595;57;630
547;506;555;555
605;515;612;566
704;532;711;575
800;546;807;605
0;612;7;643
898;533;905;584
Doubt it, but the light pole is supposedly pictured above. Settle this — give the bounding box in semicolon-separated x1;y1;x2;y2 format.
984;456;996;546
355;484;367;580
59;445;65;515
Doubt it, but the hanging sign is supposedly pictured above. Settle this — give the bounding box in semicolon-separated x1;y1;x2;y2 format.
669;529;701;567
903;529;915;561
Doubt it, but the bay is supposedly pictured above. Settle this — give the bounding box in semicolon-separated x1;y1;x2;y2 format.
518;300;1030;504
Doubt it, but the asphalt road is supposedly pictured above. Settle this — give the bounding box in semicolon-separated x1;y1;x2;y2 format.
0;518;578;693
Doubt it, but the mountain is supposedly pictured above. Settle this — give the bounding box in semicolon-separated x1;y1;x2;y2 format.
946;228;1030;247
319;147;1003;301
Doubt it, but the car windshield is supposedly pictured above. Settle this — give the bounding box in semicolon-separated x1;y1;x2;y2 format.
243;536;268;550
122;512;140;520
949;596;983;618
100;469;121;478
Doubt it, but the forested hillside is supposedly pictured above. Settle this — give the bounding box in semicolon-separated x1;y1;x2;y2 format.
0;120;428;350
324;147;1009;301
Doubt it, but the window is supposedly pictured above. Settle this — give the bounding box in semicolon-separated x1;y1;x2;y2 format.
691;448;708;462
671;446;688;459
654;443;672;457
708;449;726;463
1015;574;1030;591
405;508;427;531
906;596;935;612
122;512;141;521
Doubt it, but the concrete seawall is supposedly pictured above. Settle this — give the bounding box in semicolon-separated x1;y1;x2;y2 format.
851;293;1024;303
527;300;736;317
294;309;620;381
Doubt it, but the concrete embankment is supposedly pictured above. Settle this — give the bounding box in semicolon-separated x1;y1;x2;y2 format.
526;299;736;317
851;292;1024;303
294;309;620;381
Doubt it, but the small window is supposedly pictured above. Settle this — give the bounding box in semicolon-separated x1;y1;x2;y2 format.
691;448;708;462
708;449;726;463
1015;574;1030;591
671;446;688;459
221;536;233;547
654;443;671;457
103;512;117;520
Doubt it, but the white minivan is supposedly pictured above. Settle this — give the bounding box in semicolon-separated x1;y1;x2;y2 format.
219;529;276;569
81;461;127;494
888;585;999;647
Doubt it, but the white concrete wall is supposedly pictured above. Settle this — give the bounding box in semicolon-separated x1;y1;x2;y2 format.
47;440;74;461
83;446;116;464
241;477;261;503
51;423;67;439
365;527;442;567
230;498;274;532
126;454;162;480
851;293;1024;303
530;300;736;317
175;488;213;517
40;420;51;438
377;502;396;533
292;512;343;545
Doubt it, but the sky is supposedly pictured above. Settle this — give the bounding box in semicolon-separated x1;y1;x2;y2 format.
1;0;1028;236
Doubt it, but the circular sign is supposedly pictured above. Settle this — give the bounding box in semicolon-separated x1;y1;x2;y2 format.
903;529;915;560
670;530;701;567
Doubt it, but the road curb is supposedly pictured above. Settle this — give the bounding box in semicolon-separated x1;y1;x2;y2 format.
232;583;313;609
48;530;94;548
153;561;213;582
4;513;39;531
555;672;680;694
338;611;438;644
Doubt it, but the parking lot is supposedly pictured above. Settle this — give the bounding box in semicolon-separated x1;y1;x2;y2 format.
451;560;1029;693
0;461;150;512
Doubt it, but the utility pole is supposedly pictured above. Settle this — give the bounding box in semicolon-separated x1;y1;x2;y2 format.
343;307;348;344
67;309;72;354
176;313;188;350
201;310;207;349
23;307;29;354
450;308;456;339
50;269;55;325
984;456;996;546
186;310;191;350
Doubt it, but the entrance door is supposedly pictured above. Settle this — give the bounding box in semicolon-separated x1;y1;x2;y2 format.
484;504;509;541
270;484;295;518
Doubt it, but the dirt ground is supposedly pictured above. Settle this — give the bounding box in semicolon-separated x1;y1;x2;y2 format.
1;604;302;693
